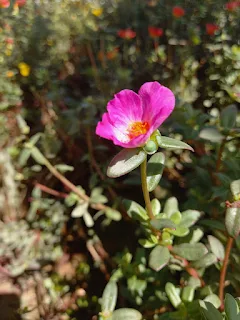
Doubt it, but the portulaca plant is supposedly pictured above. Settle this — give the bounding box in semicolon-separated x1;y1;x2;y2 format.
96;82;240;320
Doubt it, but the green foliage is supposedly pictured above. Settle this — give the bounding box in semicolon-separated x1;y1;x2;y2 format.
107;149;147;178
199;293;240;320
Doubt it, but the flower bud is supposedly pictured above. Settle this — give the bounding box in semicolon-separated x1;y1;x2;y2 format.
144;140;158;154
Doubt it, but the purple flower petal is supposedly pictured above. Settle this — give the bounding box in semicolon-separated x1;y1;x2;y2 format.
139;81;175;130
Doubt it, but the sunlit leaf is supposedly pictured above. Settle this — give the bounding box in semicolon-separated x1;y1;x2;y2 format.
150;218;176;230
149;246;170;271
192;253;217;269
157;136;193;151
107;149;146;178
208;235;225;261
71;202;88;218
123;200;148;221
204;295;221;309
111;308;142;320
225;207;240;238
179;210;201;228
199;300;222;320
146;152;165;192
165;282;182;308
199;127;224;143
101;281;118;314
172;243;208;261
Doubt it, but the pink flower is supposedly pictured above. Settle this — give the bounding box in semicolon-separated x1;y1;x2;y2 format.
96;82;175;148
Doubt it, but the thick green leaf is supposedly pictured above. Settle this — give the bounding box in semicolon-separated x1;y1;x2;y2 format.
157;136;193;151
220;105;238;129
150;218;176;230
163;197;179;218
90;187;108;204
225;293;240;320
54;164;74;172
71;202;88;218
151;198;161;216
190;228;204;244
170;211;182;225
172;243;208;261
192;253;217;269
208;236;225;261
127;275;147;296
168;227;189;237
200;220;225;231
28;133;42;146
111;308;142;320
31;147;47;165
231;179;240;197
101;281;118;314
188;277;201;289
107;149;146;178
149;245;170;271
225;207;240;238
139;239;156;248
83;211;94;227
146;152;165;192
123;200;148;221
199;300;222;320
19;149;31;167
199;127;224;143
16;114;30;134
179;210;201;228
182;286;195;302
165;282;182;308
105;209;122;221
204;295;221;309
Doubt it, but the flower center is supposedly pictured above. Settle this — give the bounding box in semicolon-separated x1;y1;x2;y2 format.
127;121;149;139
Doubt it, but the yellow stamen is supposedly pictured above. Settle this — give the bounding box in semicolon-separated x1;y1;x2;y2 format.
128;121;149;139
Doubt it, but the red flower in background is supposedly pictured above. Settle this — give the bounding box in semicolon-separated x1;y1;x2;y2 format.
107;47;119;60
148;26;163;38
117;28;136;40
206;23;219;35
0;0;10;8
5;38;14;44
225;1;240;11
16;0;26;6
172;6;185;18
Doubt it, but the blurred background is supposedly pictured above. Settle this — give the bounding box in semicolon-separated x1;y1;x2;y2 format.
0;0;239;319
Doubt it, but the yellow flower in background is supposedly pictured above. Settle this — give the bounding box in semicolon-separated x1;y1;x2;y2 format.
5;49;12;56
18;62;31;77
92;7;103;17
6;70;14;78
47;39;53;46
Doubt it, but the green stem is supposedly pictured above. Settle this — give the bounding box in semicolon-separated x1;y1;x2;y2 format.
140;158;155;220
